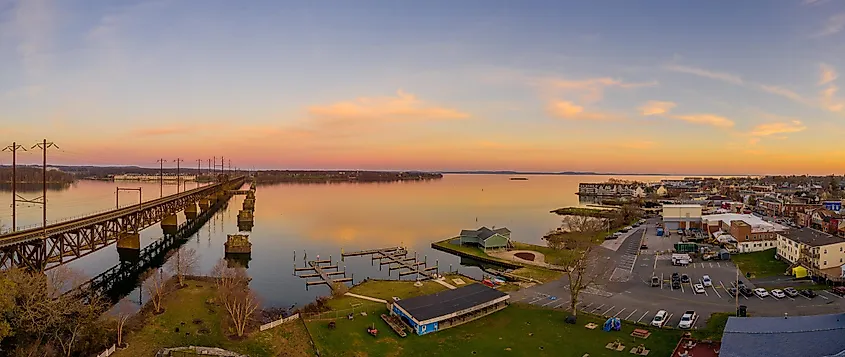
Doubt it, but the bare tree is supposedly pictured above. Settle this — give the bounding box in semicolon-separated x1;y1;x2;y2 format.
166;246;198;287
212;260;258;337
114;299;133;348
143;268;169;314
545;215;611;318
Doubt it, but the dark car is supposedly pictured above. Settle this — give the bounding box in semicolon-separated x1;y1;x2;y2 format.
680;274;690;283
727;287;738;297
784;287;799;297
672;272;680;280
739;287;754;297
672;280;681;289
730;280;746;289
800;289;817;298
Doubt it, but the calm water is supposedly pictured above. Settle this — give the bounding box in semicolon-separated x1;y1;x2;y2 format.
0;174;686;308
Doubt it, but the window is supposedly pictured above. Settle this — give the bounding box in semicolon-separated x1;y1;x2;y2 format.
824;260;827;266
825;249;828;254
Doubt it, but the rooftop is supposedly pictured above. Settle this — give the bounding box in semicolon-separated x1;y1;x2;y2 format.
701;213;787;232
719;313;845;357
662;204;704;208
393;283;508;322
780;228;845;247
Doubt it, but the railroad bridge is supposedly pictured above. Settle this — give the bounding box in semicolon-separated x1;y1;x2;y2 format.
0;176;246;271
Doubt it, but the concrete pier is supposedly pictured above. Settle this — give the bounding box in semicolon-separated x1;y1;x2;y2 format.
161;214;178;235
185;202;198;220
116;232;140;250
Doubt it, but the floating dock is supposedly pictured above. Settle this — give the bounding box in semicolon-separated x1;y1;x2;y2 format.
344;247;438;281
294;257;352;291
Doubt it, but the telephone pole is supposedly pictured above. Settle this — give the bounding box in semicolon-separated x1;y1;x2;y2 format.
2;142;26;231
213;156;217;175
29;139;58;270
228;159;231;174
196;159;202;188
156;158;166;197
173;158;184;192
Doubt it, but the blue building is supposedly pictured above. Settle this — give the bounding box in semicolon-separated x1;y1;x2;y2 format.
719;313;845;357
390;283;509;335
823;201;842;214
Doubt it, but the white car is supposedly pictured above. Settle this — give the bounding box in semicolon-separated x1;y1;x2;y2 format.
771;289;786;299
678;311;697;329
651;310;668;328
702;275;712;287
754;288;770;298
693;284;706;294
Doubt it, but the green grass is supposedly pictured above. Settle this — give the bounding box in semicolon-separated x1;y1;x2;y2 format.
328;276;471;310
691;312;732;341
511;241;579;267
431;238;566;284
432;238;494;258
731;249;789;278
113;280;312;357
511;266;563;283
306;304;683;357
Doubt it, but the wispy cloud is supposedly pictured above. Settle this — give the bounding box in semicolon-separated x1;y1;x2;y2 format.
819;63;839;85
759;85;812;105
803;0;829;5
750;120;807;136
671;114;735;128
664;64;743;85
308;90;470;124
639;100;676;116
542;77;657;104
812;13;845;37
820;85;844;112
547;100;623;121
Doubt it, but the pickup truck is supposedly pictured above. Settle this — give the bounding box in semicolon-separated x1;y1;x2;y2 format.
678;311;697;329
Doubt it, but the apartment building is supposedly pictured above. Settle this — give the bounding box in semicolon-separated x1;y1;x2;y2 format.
776;228;845;278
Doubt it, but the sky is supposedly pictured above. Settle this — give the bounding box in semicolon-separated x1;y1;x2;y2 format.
2;0;845;175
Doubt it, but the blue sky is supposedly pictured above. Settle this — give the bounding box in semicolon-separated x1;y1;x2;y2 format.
1;0;844;174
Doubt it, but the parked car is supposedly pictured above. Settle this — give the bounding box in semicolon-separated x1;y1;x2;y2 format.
754;288;769;298
672;280;681;289
800;289;817;298
672;272;680;281
702;275;712;287
651;310;668;328
727;287;738;297
731;280;746;289
784;287;799;297
680;274;690;283
771;289;786;299
605;235;617;240
832;287;845;297
693;284;706;294
678;311;697;329
739;286;754;297
651;276;661;287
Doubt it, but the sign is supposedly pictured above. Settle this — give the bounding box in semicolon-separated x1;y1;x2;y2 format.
823;201;842;213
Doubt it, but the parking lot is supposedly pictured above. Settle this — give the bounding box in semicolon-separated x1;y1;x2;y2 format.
510;215;845;330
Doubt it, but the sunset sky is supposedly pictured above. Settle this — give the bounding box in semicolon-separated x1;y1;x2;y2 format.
2;0;845;175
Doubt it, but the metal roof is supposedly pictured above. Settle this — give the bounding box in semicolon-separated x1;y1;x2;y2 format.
720;314;845;357
393;283;508;322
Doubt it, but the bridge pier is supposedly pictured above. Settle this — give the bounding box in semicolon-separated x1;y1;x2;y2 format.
237;210;253;224
161;214;178;235
116;232;140;250
198;198;210;210
243;198;255;210
184;202;198;220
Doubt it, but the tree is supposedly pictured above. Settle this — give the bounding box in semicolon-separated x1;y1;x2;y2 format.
212;260;258;337
143;268;169;314
545;215;612;318
114;300;133;348
166;246;198;287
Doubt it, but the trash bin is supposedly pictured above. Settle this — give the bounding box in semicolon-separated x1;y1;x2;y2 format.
737;305;747;317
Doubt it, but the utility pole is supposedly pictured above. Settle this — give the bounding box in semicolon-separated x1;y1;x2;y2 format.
30;139;58;271
196;159;202;189
213;156;216;175
228;159;231;174
156;158;166;197
173;158;184;192
2;142;26;232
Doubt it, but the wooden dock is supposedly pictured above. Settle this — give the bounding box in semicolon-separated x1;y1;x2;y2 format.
294;259;352;291
343;247;439;281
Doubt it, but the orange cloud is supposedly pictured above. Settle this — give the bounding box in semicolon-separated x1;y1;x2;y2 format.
819;63;839;85
750;120;807;136
307;90;470;123
820;84;844;112
759;85;812;105
671;114;735;128
547;100;622;121
639;100;676;116
545;77;657;104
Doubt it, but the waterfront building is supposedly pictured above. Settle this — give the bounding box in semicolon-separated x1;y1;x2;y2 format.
577;182;642;197
661;204;703;230
391;284;509;335
458;227;512;250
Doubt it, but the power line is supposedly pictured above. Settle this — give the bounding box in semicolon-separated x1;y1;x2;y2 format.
2;142;26;231
156;158;166;198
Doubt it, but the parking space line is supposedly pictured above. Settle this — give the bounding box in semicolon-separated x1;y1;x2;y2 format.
800;294;812;300
666;313;674;326
708;262;713;268
824;291;844;299
613;308;626;317
528;297;544;304
541;299;558;307
819;294;829;300
697;279;708;296
583;302;594;309
625;309;637;321
717;262;722;268
602;305;616;316
757;294;764;300
681;283;685;293
637;311;649;323
591;304;605;313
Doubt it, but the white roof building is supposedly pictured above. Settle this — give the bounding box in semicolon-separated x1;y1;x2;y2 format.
701;213;787;233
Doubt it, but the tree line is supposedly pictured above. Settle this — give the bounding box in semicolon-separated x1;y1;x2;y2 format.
0;167;75;184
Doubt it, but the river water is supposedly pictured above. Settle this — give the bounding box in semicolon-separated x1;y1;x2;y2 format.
0;174;685;308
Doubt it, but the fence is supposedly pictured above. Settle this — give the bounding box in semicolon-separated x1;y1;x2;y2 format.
259;313;301;331
300;301;388;321
94;344;116;357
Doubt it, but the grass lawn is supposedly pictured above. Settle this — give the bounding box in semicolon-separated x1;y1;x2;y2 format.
692;312;732;341
731;249;789;278
306;304;683;357
327;276;470;310
113;280;312;357
511;266;563;283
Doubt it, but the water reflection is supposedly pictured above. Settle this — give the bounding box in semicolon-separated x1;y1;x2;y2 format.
0;182;72;192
